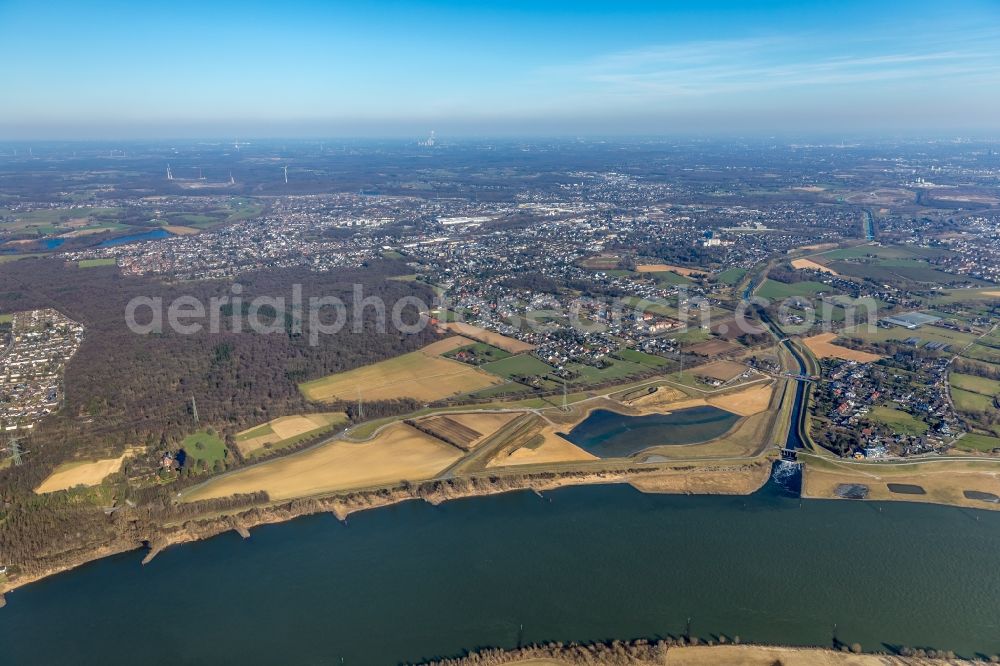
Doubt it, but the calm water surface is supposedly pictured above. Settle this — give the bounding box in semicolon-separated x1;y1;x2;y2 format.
2;477;999;665
97;228;171;247
564;406;740;457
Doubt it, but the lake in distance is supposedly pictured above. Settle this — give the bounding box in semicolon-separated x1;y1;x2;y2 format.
97;228;172;247
2;475;999;665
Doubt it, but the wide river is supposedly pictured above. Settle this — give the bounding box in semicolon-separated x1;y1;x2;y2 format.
2;474;999;664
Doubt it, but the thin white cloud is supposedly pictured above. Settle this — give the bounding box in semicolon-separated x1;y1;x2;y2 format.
543;27;1000;102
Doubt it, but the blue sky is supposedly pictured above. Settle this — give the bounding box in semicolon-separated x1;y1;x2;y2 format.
1;0;999;138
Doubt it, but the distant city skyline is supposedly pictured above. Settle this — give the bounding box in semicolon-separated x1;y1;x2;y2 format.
2;0;999;139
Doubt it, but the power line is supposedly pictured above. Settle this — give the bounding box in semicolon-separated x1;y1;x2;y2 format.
6;438;25;466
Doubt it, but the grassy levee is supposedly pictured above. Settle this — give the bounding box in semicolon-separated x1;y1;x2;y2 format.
172;452;773;532
800;452;1000;510
791;339;832;455
766;376;795;454
441;413;543;476
956;433;1000;452
795;339;820;377
788;344;820;455
609;378;701;402
178;333;812;511
343;399;551;441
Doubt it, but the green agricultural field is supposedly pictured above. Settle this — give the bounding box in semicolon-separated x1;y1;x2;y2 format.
176;214;218;225
868;406;929;436
950;373;1000;397
5;207;117;225
828;261;985;286
482;354;554;379
621;296;679;318
78;258;116;268
716;267;748;285
922;288;1000;306
225;200;265;223
672;327;714;343
619;348;671;368
951;388;995;414
842;323;978;349
962;343;1000;364
181;430;228;470
757;279;831;300
650;270;692;285
659;370;718;390
565;358;648;385
0;314;12;324
444;342;512;363
818;244;953;261
0;253;43;264
579;254;621;270
1;206;127;236
955;433;1000;453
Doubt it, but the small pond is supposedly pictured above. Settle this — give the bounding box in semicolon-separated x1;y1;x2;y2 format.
562;405;740;458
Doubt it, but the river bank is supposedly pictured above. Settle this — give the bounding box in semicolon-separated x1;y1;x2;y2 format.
0;462;769;599
3;481;1000;663
800;454;1000;511
415;641;979;665
6;447;1000;605
5;440;999;608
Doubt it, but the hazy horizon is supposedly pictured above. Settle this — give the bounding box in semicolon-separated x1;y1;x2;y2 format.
2;0;1000;139
3;131;1000;144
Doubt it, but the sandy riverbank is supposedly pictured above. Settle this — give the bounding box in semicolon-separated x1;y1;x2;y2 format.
801;456;1000;511
1;458;781;601
417;641;977;665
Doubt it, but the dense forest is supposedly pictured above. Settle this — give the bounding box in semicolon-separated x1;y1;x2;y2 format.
0;257;439;498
